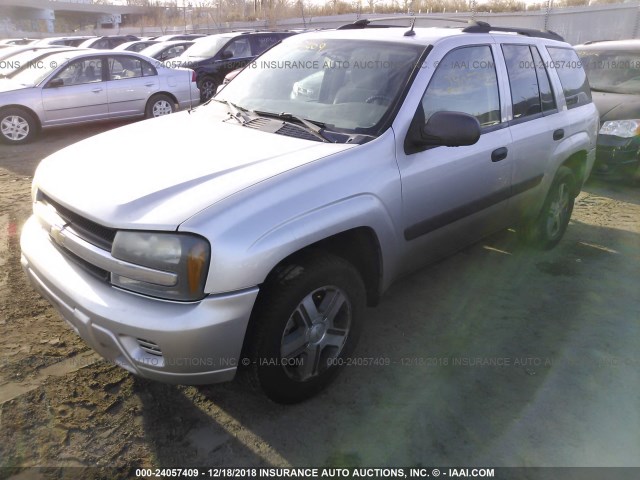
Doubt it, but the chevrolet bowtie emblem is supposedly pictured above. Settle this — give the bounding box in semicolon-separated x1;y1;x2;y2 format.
50;224;65;247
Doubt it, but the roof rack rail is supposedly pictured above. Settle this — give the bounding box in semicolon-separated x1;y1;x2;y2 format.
462;20;564;41
338;16;564;41
337;15;470;30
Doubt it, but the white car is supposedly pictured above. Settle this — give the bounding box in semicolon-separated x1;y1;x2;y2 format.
0;50;199;144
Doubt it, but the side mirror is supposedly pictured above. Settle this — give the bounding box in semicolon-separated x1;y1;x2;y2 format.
221;50;233;60
46;78;64;88
420;111;481;147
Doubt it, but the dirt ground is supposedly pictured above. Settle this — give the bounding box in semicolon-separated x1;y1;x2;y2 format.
0;122;639;478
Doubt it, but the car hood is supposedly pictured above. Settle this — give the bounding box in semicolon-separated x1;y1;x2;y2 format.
0;79;29;93
592;91;640;122
34;106;355;230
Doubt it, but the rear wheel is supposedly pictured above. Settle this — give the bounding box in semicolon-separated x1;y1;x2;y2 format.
244;252;365;404
0;108;38;144
199;76;218;102
520;166;576;249
145;94;175;118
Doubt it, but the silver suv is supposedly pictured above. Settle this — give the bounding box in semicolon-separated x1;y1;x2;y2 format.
21;19;599;403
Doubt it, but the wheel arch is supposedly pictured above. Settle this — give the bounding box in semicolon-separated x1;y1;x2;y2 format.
147;91;178;107
262;226;383;307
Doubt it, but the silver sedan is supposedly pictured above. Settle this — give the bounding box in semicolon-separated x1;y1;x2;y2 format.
0;50;200;144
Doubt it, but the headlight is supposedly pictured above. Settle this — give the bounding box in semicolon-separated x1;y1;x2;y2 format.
111;231;210;301
599;119;640;138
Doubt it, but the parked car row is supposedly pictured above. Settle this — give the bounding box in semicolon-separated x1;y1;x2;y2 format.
0;30;300;142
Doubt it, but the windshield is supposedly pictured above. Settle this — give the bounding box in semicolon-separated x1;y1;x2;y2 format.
578;49;640;94
183;36;230;58
11;52;79;86
216;36;425;134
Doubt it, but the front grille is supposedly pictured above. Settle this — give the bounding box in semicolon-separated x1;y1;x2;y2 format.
137;338;163;356
54;242;110;282
41;193;116;250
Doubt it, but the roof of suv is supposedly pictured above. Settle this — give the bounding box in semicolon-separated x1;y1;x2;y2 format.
297;25;567;47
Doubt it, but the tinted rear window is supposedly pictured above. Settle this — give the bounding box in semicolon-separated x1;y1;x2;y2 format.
546;47;591;109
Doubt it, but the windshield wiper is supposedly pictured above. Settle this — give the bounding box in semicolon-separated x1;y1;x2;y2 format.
253;110;332;143
209;98;254;123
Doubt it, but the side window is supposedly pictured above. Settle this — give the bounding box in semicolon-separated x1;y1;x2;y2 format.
93;39;110;49
160;45;188;61
547;47;592;109
224;38;251;59
502;44;542;120
50;58;103;86
141;59;156;76
531;46;557;113
109;56;156;80
252;35;280;56
421;45;501;128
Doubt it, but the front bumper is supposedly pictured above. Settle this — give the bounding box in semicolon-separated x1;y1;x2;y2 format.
20;215;258;384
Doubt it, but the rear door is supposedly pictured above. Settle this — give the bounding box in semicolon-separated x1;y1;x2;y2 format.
40;56;109;125
106;55;159;117
499;43;581;221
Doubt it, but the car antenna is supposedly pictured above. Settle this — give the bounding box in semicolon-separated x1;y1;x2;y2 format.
404;16;417;37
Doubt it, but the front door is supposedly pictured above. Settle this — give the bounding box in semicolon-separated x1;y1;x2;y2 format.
396;44;513;270
41;57;109;126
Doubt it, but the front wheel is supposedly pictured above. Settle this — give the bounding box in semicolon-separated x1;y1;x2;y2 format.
520;166;576;249
0;108;38;144
244;252;366;404
145;94;175;118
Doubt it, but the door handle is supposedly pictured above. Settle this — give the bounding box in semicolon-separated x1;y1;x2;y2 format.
91;88;103;93
491;147;508;162
553;129;564;140
144;83;155;87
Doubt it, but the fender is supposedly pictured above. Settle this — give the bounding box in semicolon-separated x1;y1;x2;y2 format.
178;131;404;295
247;193;401;291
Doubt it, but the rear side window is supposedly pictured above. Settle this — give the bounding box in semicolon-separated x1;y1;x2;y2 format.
502;45;542;121
531;46;556;113
109;56;156;80
251;35;284;56
547;47;592;109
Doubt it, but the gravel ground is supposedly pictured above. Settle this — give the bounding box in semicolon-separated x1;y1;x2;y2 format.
0;122;639;478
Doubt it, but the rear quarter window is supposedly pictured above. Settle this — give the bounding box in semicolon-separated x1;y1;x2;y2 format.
546;46;592;109
252;35;284;55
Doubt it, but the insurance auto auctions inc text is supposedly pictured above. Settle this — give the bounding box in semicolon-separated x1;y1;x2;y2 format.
254;468;495;478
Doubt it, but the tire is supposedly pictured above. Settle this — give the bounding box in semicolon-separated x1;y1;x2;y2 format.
145;94;175;119
243;252;366;404
199;77;218;102
0;108;38;144
520;166;576;250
